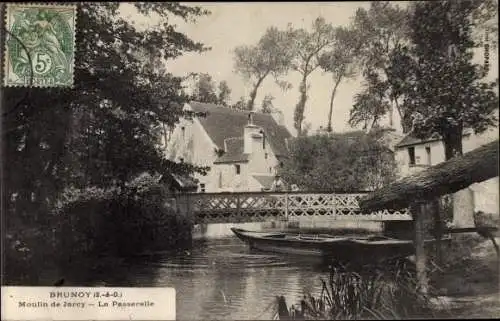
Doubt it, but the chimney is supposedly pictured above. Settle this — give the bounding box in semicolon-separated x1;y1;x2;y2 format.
244;112;262;154
248;111;254;125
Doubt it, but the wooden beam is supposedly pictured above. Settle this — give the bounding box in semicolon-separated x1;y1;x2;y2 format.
431;226;498;234
360;141;499;212
412;201;428;294
430;198;443;267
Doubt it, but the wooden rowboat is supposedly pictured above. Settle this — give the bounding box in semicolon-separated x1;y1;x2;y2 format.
231;228;443;264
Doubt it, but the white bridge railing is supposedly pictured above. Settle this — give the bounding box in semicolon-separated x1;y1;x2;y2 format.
173;192;411;224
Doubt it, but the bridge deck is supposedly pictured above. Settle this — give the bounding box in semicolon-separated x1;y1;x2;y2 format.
172;192;411;224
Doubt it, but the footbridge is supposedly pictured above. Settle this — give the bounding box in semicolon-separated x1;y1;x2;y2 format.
170;192;411;224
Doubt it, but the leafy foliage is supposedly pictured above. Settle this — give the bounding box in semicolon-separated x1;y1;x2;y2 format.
217;80;232;106
319;26;361;132
288;17;335;135
348;2;412;132
230;96;248;111
279;131;397;191
3;3;209;282
189;73;232;106
399;0;499;159
275;262;441;320
349;0;499;136
4;3;208;217
261;94;276;113
233;26;294;110
349;71;392;131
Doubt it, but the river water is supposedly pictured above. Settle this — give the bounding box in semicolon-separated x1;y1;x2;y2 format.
56;224;342;320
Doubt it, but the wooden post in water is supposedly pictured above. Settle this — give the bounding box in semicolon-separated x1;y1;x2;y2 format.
411;200;429;294
430;197;443;267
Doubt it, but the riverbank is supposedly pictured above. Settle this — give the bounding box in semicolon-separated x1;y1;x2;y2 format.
274;233;499;320
428;234;500;318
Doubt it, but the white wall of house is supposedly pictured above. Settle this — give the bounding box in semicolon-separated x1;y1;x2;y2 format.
211;125;281;192
395;127;499;215
163;111;218;193
246;136;280;176
212;162;249;192
395;140;444;177
163;105;287;193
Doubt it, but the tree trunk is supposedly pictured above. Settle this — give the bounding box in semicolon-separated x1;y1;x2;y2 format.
443;126;463;161
411;201;429;295
388;105;394;128
294;74;308;136
326;75;342;133
443;125;474;227
247;75;267;111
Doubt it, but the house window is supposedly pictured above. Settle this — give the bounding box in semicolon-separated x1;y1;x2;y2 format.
265;153;268;159
269;167;272;173
235;164;241;175
200;183;206;193
181;126;185;139
425;146;431;165
408;147;416;165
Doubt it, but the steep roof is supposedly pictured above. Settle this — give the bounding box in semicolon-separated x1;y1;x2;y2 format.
395;129;472;149
374;128;405;152
252;175;275;189
359;140;499;212
188;101;292;157
213;137;249;164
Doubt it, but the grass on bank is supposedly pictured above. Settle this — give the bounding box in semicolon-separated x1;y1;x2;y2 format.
273;216;499;320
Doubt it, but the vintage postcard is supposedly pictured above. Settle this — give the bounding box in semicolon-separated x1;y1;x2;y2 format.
3;3;76;87
1;1;499;320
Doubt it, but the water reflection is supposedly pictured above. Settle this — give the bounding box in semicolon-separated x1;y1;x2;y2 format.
57;237;333;320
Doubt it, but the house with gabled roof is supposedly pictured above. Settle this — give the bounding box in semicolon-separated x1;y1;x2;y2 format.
163;101;292;193
393;126;499;215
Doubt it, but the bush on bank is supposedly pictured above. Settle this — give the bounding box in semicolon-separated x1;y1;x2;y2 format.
4;173;192;284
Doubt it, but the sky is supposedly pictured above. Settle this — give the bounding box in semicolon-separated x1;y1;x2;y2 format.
120;2;499;137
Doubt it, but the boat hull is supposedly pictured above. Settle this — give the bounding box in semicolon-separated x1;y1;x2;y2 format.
231;228;435;264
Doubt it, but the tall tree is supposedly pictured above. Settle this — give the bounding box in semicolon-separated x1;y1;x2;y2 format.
217;80;231;106
348;75;391;131
279;132;397;191
401;0;498;160
350;2;411;131
3;3;209;222
319;26;361;132
233;26;294;110
231;96;247;111
192;73;218;104
289;17;335;136
261;94;276;113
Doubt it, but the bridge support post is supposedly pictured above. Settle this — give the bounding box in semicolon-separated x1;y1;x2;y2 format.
177;193;194;228
411;200;428;295
284;192;289;221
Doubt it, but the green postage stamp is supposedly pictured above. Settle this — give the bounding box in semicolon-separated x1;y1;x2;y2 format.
4;4;76;87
